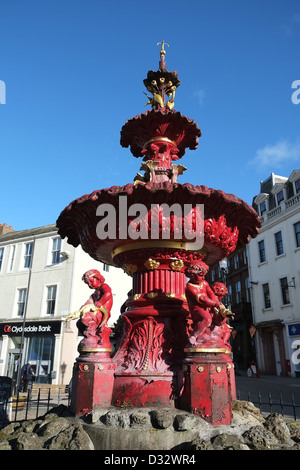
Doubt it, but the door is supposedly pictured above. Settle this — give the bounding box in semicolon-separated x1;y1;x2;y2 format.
6;350;21;391
262;330;276;374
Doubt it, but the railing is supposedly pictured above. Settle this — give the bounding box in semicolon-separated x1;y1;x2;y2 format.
1;389;299;429
285;193;300;209
237;389;300;420
0;387;71;428
260;193;300;224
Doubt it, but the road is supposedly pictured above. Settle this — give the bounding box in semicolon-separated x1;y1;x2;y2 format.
235;372;300;419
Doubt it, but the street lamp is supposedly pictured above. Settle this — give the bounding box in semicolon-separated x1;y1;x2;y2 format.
219;259;227;283
15;239;35;395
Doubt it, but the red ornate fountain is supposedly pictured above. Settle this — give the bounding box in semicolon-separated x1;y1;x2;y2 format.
57;42;261;424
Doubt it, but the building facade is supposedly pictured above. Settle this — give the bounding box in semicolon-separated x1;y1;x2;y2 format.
0;224;131;389
206;245;255;370
248;171;300;377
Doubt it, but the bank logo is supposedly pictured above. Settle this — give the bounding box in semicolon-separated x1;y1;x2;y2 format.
0;80;6;104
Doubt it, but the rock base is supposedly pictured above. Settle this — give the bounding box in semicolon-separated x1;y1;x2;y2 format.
0;401;300;450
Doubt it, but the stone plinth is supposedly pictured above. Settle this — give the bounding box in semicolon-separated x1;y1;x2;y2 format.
70;353;116;416
179;350;235;425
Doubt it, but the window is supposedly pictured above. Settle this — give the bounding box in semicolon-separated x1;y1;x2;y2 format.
276;190;284;205
0;248;4;272
211;268;215;283
224;285;232;306
275;231;284;256
260;201;267;216
17;288;27;317
226;258;231;274
51;238;61;264
24;243;33;268
258;240;266;263
235;281;241;304
295;178;300;194
243;248;248;266
245;277;250;302
233;254;239;270
280;277;290;305
27;336;54;383
46;285;57;315
8;245;15;272
262;283;271;309
294;222;300;248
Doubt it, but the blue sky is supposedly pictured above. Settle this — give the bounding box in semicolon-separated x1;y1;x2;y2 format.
1;0;300;231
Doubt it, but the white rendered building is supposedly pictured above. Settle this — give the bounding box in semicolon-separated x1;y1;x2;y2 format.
0;223;131;387
248;171;300;377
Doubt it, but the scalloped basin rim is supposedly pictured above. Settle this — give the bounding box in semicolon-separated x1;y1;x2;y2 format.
56;182;261;267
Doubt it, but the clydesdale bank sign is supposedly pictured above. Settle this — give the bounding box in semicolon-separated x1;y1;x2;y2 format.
0;321;61;336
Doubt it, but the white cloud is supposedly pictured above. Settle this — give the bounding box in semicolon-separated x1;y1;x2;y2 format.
280;12;300;36
250;139;300;168
292;13;300;25
193;88;206;106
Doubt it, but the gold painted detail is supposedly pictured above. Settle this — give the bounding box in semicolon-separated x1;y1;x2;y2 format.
216;366;222;373
147;292;158;299
197;366;204;373
64;304;109;329
98;364;104;371
165;292;175;298
144;258;160;270
133;294;142;300
111;241;208;259
157;40;169;56
184;348;231;354
83;365;89;371
170;259;185;271
81;348;112;353
123;263;138;276
143;137;177;149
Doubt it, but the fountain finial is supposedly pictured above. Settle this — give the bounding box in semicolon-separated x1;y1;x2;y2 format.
157;40;169;71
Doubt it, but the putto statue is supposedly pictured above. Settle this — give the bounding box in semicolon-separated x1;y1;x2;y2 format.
185;261;234;350
65;269;113;353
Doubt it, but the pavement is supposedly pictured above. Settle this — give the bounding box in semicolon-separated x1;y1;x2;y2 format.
235;371;300;419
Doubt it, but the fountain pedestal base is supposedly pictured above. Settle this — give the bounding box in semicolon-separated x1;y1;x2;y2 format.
70;352;116;416
179;350;235;425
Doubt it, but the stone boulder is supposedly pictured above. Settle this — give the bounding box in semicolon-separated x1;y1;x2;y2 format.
0;406;93;450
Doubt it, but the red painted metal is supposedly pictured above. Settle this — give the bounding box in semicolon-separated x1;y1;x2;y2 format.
179;352;235;425
57;45;260;424
71;356;116;416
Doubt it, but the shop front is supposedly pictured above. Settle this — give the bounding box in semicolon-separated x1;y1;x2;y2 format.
0;320;62;389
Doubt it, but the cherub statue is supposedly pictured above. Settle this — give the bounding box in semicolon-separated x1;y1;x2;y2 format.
64;269;113;352
185;261;221;346
210;282;235;348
